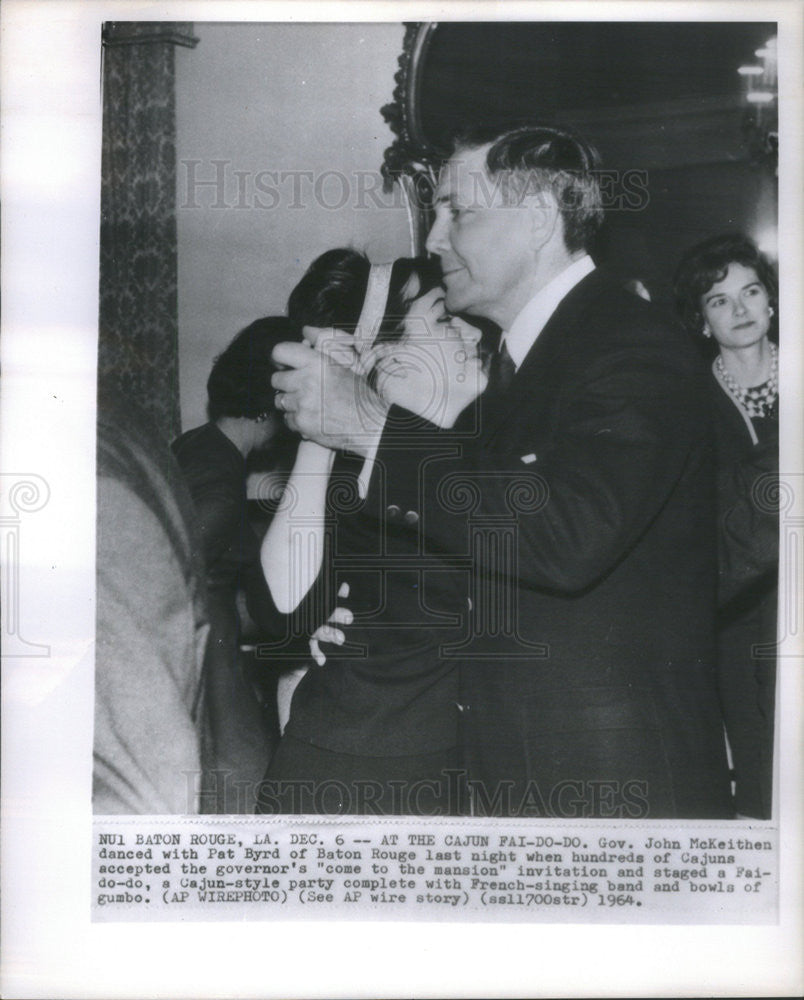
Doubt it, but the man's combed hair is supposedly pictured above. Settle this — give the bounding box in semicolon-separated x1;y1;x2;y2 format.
673;232;778;337
452;124;604;254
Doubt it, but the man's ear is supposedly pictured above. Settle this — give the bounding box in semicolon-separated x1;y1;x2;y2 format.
526;188;560;252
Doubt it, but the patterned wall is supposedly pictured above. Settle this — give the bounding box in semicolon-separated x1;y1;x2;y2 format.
99;22;198;444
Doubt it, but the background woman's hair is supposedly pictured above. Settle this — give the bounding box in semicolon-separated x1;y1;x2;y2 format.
673;232;778;338
207;316;297;421
287;248;442;343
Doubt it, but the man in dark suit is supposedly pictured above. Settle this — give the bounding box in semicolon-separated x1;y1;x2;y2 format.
273;125;733;819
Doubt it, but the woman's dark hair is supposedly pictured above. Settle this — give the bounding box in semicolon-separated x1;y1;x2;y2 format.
287;248;442;343
207;316;297;421
673;233;778;337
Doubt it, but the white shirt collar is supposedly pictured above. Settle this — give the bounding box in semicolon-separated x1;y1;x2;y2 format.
503;255;596;369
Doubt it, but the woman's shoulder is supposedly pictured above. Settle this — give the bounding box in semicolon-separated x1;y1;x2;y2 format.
173;421;220;455
174;422;241;469
173;423;244;499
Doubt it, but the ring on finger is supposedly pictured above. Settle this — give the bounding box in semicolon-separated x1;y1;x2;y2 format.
274;391;285;412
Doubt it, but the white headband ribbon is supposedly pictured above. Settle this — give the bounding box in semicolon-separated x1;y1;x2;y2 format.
354;262;394;500
354;262;394;358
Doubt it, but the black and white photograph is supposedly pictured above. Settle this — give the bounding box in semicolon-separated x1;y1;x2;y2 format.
96;17;782;820
2;2;802;997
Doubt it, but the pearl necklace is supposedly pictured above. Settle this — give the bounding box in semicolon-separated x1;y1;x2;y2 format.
715;342;778;418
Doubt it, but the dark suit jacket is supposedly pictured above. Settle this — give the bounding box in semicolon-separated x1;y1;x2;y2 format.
369;269;733;819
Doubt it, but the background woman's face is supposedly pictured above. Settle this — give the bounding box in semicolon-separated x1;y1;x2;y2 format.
701;262;772;350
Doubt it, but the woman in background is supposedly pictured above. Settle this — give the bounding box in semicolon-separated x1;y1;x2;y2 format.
674;233;778;818
173;317;300;813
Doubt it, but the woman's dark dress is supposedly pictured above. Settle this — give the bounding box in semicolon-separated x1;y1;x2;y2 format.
712;372;778;819
173;422;282;813
258;448;466;816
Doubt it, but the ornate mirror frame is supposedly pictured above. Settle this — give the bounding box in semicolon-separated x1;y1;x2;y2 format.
380;23;441;253
380;21;777;274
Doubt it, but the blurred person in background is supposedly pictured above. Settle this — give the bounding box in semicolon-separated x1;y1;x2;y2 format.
95;389;209;814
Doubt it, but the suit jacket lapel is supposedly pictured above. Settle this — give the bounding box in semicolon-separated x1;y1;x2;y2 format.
480;269;610;443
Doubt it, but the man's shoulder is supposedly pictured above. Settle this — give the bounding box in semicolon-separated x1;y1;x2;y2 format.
560;269;700;368
570;269;668;327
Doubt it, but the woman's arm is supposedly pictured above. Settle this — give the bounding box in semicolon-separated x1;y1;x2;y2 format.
260;438;335;613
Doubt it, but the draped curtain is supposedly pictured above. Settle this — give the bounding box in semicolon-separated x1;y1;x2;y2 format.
99;22;198;444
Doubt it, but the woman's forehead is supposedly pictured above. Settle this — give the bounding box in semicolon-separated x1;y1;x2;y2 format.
707;261;760;294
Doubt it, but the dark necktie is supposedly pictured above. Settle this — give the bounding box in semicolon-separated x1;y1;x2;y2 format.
487;340;516;394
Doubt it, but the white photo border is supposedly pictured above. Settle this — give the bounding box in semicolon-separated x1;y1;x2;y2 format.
2;2;802;997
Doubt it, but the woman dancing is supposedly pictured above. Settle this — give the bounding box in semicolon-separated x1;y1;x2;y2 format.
257;249;487;815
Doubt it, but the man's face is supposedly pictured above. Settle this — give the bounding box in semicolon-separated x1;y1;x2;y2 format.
426;144;537;328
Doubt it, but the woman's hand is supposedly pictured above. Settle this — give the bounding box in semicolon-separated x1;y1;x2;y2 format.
371;288;488;427
309;583;352;666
